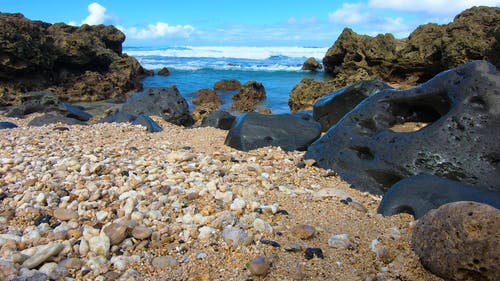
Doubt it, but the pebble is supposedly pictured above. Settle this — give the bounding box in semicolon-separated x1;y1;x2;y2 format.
304;248;324;260
328;234;356;250
22;242;64;269
38;262;68;280
0;260;18;280
284;243;303;252
222;227;249;247
230;197;246;213
291;224;316;240
53;208;78;221
88;232;111;256
260;239;281;248
253;218;273;233
248;256;271;276
198;226;217;241
151;256;179;269
111;255;140;271
131;225;152;240
103;223;128;245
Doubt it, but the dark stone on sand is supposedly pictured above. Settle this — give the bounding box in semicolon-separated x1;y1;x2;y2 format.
412;201;500;281
301;57;322;71
132;114;163;133
313;80;392;131
61;103;92;121
0;122;17;129
305;60;500;195
28;112;85;127
231;81;266;112
378;175;500;219
157;67;170;76
97;111;136;124
122;87;194;126
304;248;324;260
201;111;235;130
225;112;321;152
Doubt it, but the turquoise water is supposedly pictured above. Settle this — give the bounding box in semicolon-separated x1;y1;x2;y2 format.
125;46;330;113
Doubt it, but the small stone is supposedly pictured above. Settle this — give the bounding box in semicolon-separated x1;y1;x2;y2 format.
131;225;152;240
289;262;306;280
284;243;303;252
151;256;178;269
248;256;271;276
103;223;128;245
0;260;17;280
88;232;110;256
328;234;356;250
222;228;248;247
230;198;246;213
39;262;68;280
349;201;368;213
253;218;272;233
59;258;83;270
53;208;78;221
291;224;316;240
304;247;324;260
198;226;217;241
111;255;140;272
22;243;64;269
34;214;51;226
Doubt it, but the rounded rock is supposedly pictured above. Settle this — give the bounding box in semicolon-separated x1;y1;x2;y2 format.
291;224;316;240
131;225;152;240
248;256;271;276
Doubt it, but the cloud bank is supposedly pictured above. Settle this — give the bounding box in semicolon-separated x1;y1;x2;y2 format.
368;0;500;15
120;22;196;40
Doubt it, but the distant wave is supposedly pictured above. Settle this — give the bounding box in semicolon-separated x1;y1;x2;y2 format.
139;62;303;72
124;46;328;60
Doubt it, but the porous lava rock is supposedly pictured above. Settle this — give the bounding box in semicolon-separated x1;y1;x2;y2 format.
378;175;500;219
0;13;151;106
305;60;500;195
313;80;392;131
323;6;500;89
288;78;338;112
201;111;235;130
301;57;323;71
214;79;241;91
192;89;222;109
122;87;194;126
225;112;321;152
157;67;170;76
412;201;500;281
231;81;266;112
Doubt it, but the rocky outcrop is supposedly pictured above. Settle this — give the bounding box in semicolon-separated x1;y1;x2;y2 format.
412;201;500;281
122;87;193;126
0;13;151;106
305;61;500;195
157;67;170;76
214;79;241;91
225;112;322;152
323;6;500;89
301;57;322;71
288;78;337;112
231;81;266;112
191;89;223;123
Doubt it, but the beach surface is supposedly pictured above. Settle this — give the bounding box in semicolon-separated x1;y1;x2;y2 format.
0;115;441;280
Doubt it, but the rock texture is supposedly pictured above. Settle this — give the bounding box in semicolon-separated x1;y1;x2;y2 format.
225;112;321;152
122;87;193;126
288;78;338;112
157;67;170;76
412;201;500;281
0;13;151;106
201;111;236;130
231;81;266;112
323;6;500;89
378;175;500;219
305;60;500;195
301;57;323;71
313;80;392;131
213;79;241;91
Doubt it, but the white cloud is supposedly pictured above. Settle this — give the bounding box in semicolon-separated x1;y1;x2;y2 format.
329;3;368;24
120;22;196;40
82;2;108;25
369;0;500;15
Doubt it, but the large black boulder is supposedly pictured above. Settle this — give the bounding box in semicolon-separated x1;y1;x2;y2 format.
122;87;194;126
305;60;500;195
313;80;392;131
132;114;163;133
201;111;235;130
28;112;85;126
378;175;500;219
225;112;322;152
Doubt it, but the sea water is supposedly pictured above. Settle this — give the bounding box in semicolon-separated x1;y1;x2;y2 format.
124;46;330;114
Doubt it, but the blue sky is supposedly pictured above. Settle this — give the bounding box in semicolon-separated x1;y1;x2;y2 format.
2;0;499;46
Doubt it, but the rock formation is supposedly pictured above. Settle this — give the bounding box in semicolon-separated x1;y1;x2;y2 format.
157;67;170;76
305;60;500;195
301;57;322;71
231;81;266;112
0;13;151;106
214;79;241;91
201;111;236;130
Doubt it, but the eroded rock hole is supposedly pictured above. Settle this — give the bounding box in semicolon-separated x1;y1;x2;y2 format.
366;170;403;188
350;146;374;160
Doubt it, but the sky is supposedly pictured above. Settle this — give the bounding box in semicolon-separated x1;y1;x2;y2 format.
1;0;499;46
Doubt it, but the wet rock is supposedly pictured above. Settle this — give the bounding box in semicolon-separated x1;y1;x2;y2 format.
248;256;271;276
0;121;17;129
22;243;64;269
157;67;170;76
378;175;500;218
201;110;235;130
231;80;266;112
313;80;392;131
412;201;500;281
306;61;500;195
291;224;316;240
214;79;241;91
131;114;163;133
302;57;323;71
122;87;194;126
225;112;322;152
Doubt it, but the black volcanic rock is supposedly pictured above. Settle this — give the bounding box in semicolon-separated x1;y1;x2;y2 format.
0;121;17;129
305;60;500;195
132;114;163;133
225;112;322;152
28;112;85;127
201;111;235;130
313;80;392;131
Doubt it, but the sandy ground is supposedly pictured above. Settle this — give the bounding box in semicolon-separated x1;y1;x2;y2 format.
0;114;442;281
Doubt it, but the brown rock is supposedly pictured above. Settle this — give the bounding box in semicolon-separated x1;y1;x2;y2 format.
53;208;78;221
157;67;170;76
192;89;222;107
291;224;316;240
248;256;271;276
132;225;152;240
301;57;322;71
214;79;241;91
412;201;500;281
288;78;337;112
103;223;128;245
231;81;266;112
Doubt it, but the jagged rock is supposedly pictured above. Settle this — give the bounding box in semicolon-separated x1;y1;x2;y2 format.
192;89;222;109
412;201;500;281
201;111;235;130
305;61;500;195
313;80;392;131
28;112;85;127
122;87;194;126
157;67;170;76
214;79;241;91
225;112;321;152
378;175;500;219
0;13;151;106
131;114;163;133
0;121;17;129
231;81;266;112
288;78;338;112
302;57;323;71
322;7;500;89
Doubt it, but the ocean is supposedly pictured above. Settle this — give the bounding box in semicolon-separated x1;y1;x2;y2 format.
124;46;330;114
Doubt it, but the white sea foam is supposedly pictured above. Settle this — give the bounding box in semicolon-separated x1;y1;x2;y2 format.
124;46;328;60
